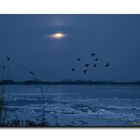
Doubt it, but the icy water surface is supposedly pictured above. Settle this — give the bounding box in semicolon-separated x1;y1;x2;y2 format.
4;85;140;126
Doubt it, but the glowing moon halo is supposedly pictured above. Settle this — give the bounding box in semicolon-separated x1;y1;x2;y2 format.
49;32;66;40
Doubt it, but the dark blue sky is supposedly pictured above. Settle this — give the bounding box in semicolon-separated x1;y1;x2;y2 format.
0;15;140;82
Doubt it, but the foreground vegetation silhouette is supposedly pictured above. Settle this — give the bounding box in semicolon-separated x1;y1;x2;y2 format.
0;57;49;127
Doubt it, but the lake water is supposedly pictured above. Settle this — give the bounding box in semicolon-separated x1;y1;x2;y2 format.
3;84;140;126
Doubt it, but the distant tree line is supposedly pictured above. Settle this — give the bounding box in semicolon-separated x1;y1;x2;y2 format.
1;80;140;85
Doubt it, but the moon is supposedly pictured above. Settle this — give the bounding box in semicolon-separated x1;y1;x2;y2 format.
49;32;66;40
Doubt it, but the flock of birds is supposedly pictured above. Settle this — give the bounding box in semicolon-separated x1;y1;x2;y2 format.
72;52;110;74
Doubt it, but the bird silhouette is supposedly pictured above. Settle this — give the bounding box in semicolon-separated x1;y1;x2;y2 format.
93;64;96;67
91;53;96;57
77;58;81;61
83;70;88;74
72;68;75;71
2;65;5;70
7;56;10;62
105;63;110;67
95;58;98;61
29;71;36;76
85;64;89;68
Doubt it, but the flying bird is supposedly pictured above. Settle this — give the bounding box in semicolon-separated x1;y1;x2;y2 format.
91;53;96;57
105;63;110;67
83;70;88;74
2;65;5;70
72;68;75;71
85;64;89;68
29;71;36;76
93;64;96;67
7;57;10;62
77;58;81;61
95;58;98;61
